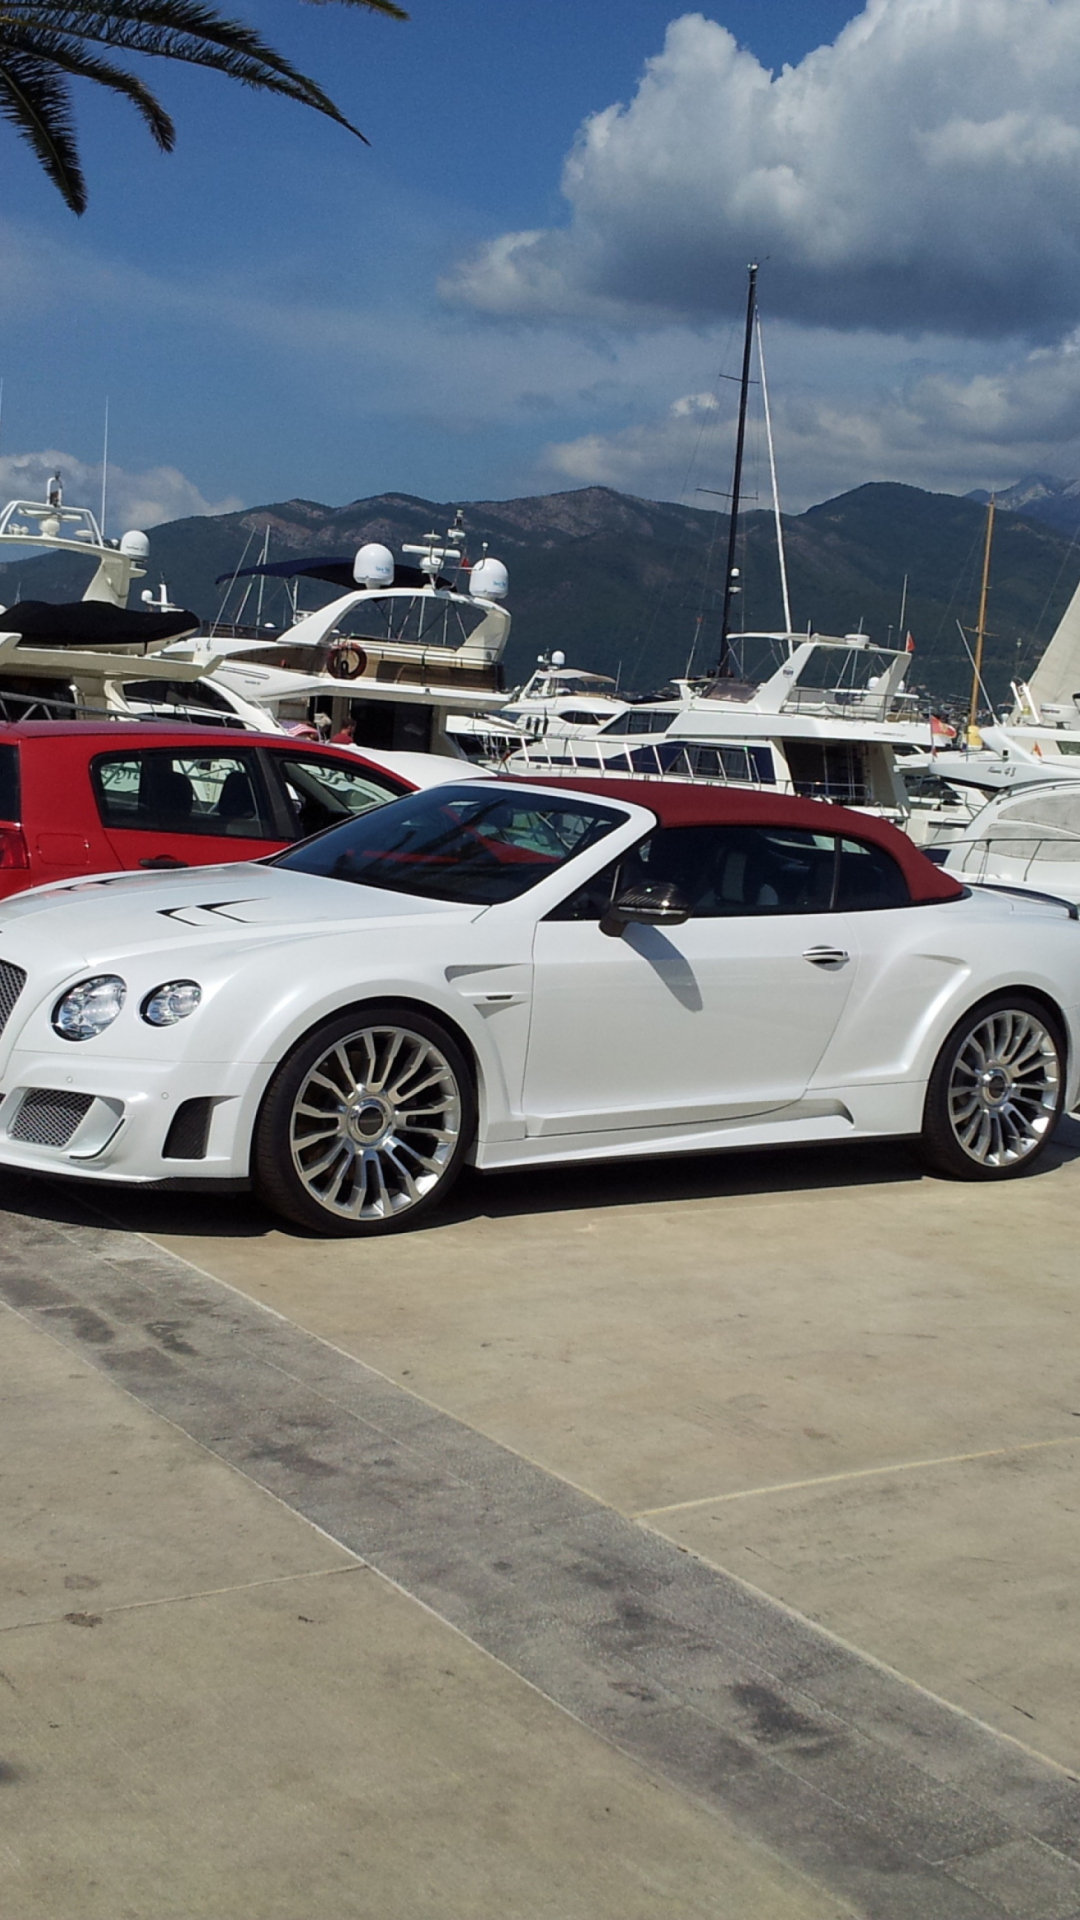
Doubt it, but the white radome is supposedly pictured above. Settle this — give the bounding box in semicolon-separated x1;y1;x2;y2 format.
0;778;1077;1237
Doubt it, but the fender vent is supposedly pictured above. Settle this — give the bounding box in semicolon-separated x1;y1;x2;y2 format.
11;1089;93;1147
163;1097;213;1161
0;959;26;1036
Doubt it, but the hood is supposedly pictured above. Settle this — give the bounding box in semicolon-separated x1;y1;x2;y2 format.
0;860;476;970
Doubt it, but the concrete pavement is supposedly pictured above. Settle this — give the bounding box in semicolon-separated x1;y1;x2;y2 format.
0;1300;847;1920
2;1122;1080;1914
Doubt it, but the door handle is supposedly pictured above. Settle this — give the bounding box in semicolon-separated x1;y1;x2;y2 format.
803;945;849;966
139;855;189;869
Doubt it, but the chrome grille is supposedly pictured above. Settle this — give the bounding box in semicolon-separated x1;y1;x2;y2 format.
0;959;26;1036
10;1089;93;1148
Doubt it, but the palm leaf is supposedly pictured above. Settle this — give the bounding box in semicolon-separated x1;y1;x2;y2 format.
0;24;174;147
8;2;370;134
0;46;86;209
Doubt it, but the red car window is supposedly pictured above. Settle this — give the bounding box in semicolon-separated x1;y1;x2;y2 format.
92;748;278;840
264;751;407;839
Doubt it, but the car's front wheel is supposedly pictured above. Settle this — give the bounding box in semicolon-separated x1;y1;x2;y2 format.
252;1006;475;1234
919;991;1066;1180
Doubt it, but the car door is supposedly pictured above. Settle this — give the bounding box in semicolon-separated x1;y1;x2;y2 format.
92;745;285;871
524;822;858;1136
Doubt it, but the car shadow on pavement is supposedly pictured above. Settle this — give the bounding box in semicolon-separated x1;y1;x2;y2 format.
5;1113;1080;1246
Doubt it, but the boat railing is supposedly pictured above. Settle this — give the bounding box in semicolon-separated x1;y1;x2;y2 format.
780;687;910;723
495;735;871;803
945;828;1080;881
0;685;259;729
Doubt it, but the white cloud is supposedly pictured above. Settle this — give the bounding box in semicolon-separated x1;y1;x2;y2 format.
542;325;1080;508
446;0;1080;337
0;449;242;532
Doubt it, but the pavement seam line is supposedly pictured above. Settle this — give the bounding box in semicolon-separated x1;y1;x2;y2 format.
635;1435;1080;1516
0;1564;366;1636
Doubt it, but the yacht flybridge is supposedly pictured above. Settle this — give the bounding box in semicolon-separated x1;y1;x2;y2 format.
0;491;151;607
185;518;514;753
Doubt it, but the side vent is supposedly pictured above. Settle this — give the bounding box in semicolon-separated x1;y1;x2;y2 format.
163;1097;214;1161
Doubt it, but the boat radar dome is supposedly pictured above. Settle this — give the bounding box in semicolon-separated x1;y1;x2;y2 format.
119;529;150;559
353;542;395;589
551;650;566;668
469;556;508;600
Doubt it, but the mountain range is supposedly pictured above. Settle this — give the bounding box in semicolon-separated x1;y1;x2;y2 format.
2;480;1078;709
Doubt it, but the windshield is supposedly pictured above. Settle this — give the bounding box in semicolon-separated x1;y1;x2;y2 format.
270;784;624;905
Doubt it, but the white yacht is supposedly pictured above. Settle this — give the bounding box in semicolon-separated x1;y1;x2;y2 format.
497;631;925;821
0;490;259;727
446;650;627;761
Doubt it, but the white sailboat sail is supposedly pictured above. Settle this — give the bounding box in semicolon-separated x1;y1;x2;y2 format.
1023;572;1080;713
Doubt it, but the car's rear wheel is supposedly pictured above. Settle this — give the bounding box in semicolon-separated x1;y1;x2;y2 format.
252;1006;475;1235
919;992;1065;1180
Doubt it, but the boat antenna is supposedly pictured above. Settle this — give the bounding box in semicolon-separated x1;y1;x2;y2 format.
100;397;109;537
717;260;758;676
755;305;791;636
967;495;995;739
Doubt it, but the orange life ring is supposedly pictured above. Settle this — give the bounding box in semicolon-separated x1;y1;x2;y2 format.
328;643;366;681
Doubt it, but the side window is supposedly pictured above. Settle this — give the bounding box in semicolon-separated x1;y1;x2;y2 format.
93;750;277;838
621;825;838;916
548;825;840;920
834;838;910;910
267;754;407;839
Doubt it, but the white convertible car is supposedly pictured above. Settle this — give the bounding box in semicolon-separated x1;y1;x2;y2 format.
0;777;1077;1235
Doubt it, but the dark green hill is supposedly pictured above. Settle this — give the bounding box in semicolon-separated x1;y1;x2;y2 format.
1;481;1076;709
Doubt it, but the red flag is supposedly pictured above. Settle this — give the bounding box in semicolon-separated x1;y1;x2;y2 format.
905;632;915;653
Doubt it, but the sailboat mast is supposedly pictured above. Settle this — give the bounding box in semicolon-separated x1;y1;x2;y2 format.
968;496;995;738
717;261;758;676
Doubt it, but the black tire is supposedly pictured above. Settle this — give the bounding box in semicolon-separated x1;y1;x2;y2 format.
918;991;1066;1181
252;1004;476;1235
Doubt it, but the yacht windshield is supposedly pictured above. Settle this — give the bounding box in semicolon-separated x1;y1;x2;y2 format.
270;784;623;905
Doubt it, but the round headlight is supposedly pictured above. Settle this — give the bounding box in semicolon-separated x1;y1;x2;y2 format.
52;975;127;1042
141;980;202;1027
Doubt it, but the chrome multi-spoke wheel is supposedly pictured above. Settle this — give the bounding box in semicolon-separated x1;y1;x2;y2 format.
253;1008;474;1234
920;993;1065;1181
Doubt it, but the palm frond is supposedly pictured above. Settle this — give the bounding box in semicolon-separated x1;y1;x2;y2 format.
0;0;410;208
0;46;86;209
9;2;368;134
0;24;174;147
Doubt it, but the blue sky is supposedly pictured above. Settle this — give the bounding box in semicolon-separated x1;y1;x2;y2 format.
2;0;1080;528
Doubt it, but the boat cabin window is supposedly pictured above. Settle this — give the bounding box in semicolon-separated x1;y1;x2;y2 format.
601;709;673;736
549;824;910;919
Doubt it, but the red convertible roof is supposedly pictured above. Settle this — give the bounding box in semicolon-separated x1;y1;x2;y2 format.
516;775;965;906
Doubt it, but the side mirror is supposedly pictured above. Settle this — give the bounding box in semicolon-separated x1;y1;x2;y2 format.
600;881;691;938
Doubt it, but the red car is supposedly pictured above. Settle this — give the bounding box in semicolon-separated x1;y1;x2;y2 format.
0;722;414;898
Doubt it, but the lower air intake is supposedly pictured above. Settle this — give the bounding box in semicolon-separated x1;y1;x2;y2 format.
163;1097;213;1160
11;1089;94;1148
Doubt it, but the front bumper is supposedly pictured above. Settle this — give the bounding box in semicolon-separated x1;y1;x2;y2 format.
0;1049;263;1184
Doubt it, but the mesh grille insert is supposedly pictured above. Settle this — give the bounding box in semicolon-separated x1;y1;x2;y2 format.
10;1089;94;1148
163;1097;213;1160
0;959;26;1036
